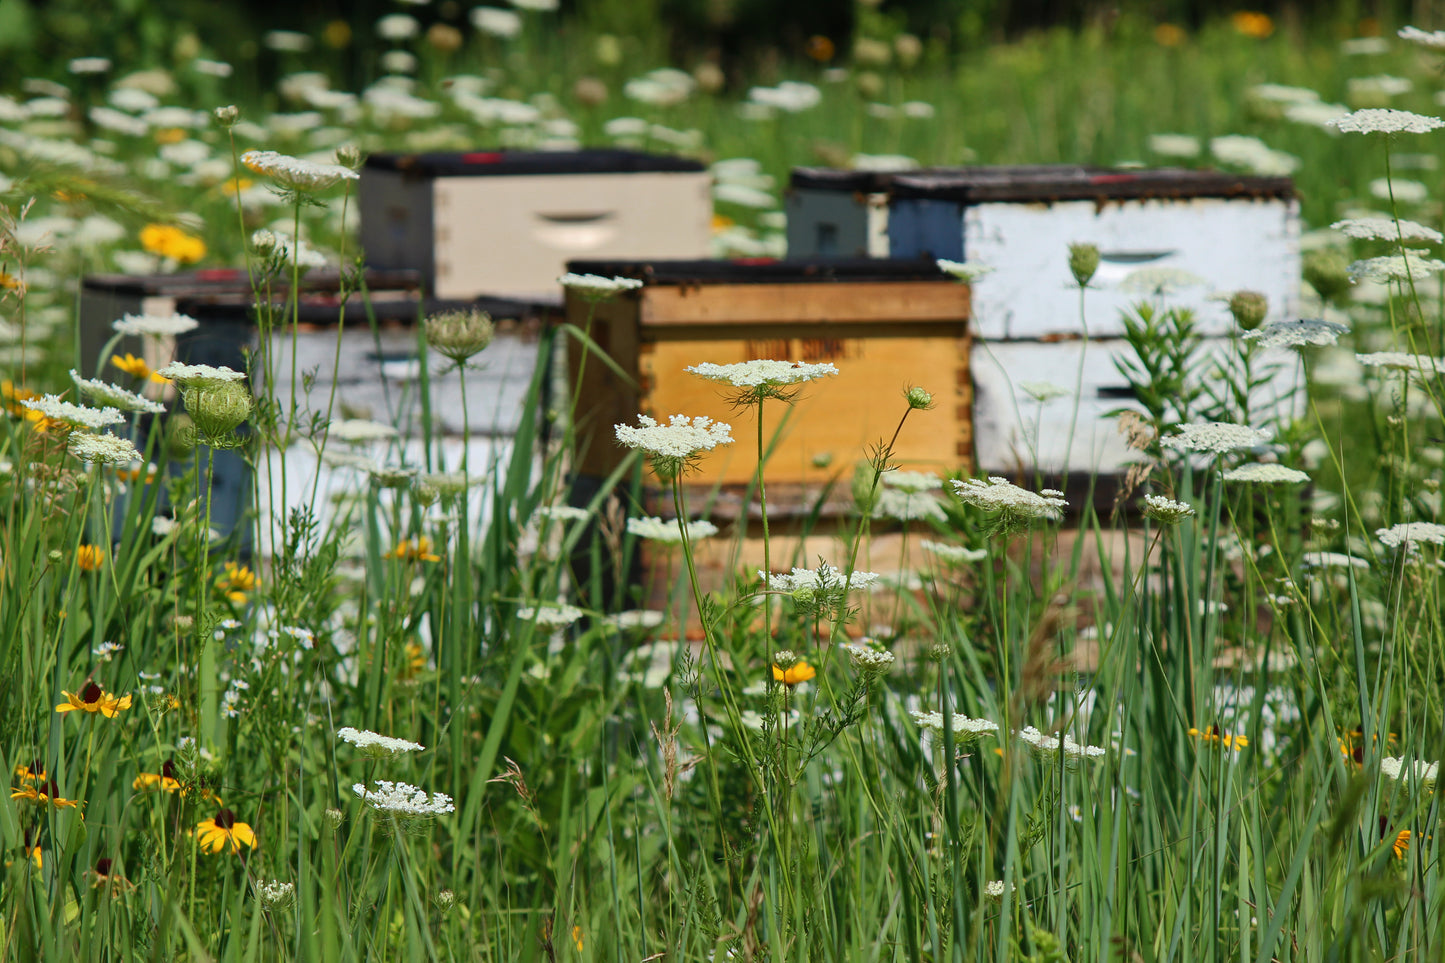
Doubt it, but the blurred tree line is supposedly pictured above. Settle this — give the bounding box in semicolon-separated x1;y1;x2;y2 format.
2;0;1443;81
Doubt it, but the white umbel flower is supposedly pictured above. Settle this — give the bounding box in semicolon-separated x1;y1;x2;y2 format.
1356;352;1445;374
1017;726;1107;764
983;880;1014;901
1020;381;1071;403
1143;494;1196;523
759;565;880;595
19;395;125;430
1400;25;1445;49
1330;108;1445;134
112;312;201;338
517;602;585;626
1331;217;1444;243
873;487;948;523
67;431;141;465
557;273;643;300
256;880;296;907
615;414;734;479
910;709;999;744
1301;551;1369;569
1244;318;1349;349
1222;463;1311;484
337;726;425;758
241;149;359;191
951;477;1067;523
936;258;994;282
70;370;166;414
157;362;246;386
686;359;839;388
842;642;896;674
327;419;399;442
1349;252;1445;282
625;516;719;542
1380;756;1439;793
919;539;987;564
1161;422;1271;454
1376;522;1445;550
352;780;455;817
882;470;943;493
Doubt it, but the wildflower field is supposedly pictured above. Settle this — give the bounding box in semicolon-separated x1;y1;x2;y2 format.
5;4;1445;961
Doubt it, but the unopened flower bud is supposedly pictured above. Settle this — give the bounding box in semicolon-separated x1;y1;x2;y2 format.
324;807;344;831
48;549;64;563
1303;248;1352;304
1227;290;1268;331
213;105;240;127
1068;242;1100;288
425;308;495;363
335;144;362;171
434;889;456;913
905;385;934;410
184;381;252;439
251;230;277;255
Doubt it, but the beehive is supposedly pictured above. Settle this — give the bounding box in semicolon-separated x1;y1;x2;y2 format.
786;165;1303;474
359;149;713;300
564;258;971;502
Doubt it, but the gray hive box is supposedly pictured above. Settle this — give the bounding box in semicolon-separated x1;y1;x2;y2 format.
359;149;713;301
786;165;1303;475
76;268;422;381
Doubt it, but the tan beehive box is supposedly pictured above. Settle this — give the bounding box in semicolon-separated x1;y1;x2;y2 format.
360;150;713;301
565;258;972;504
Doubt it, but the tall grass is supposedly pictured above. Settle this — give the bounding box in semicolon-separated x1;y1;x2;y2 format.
3;8;1445;963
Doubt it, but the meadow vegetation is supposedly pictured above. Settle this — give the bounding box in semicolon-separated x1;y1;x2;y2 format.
2;5;1445;962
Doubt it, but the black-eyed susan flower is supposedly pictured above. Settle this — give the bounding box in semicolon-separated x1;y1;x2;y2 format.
56;681;133;717
13;759;46;784
386;536;441;563
216;562;257;603
196;809;257;855
89;857;135;893
110;352;153;379
77;545;105;571
133;759;182;793
1188;726;1249;751
11;778;81;810
139;224;206;264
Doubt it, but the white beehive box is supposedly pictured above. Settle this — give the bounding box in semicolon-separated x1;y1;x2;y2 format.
360;149;713;301
787;165;1304;476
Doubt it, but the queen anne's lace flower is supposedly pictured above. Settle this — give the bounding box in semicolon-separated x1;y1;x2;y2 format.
910;709;999;744
686;359;839;388
1161;422;1271;454
843;642;896;674
1243;319;1349;349
1376;522;1445;550
1400;25;1445;49
68;431;141;465
1349;252;1445;282
873;487;948;523
1143;494;1196;523
157;362;246;387
936;258;994;282
352;780;455;817
1017;726;1107;763
625;516;719;542
1329;108;1445;134
1020;381;1071;403
1331;217;1444;243
919;539;988;564
517;602;585;626
1302;551;1369;570
557;273;643;300
70;370;166;414
615;414;733;479
113;312;199;337
328;419;398;442
951;477;1067;523
1380;756;1439;793
19;395;125;430
337;727;425;758
241;149;359;191
759;565;880;595
882;470;943;493
1356;352;1445;374
1222;463;1311;484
